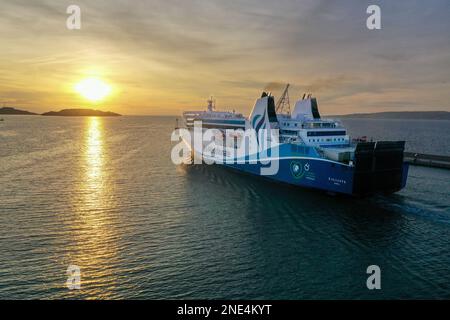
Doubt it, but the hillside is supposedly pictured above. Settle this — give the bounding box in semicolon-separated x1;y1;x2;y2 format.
332;111;450;120
0;107;37;115
41;109;121;117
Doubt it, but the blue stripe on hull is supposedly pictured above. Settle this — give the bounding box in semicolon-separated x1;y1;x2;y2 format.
183;140;408;196
222;158;355;195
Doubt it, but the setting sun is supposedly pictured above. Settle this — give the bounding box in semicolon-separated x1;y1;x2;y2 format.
75;78;112;102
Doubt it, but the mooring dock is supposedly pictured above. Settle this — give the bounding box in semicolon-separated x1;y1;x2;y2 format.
404;152;450;169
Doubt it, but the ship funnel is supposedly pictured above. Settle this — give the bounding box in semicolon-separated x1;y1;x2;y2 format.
249;94;279;132
292;96;321;120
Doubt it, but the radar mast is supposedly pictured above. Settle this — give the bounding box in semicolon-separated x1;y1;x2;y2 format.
207;96;215;112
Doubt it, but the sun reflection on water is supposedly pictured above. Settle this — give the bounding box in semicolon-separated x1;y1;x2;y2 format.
65;117;119;299
85;117;104;182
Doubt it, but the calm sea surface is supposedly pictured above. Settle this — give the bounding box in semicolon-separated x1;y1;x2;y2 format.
0;116;449;299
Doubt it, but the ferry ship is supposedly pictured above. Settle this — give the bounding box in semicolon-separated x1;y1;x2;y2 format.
180;86;408;196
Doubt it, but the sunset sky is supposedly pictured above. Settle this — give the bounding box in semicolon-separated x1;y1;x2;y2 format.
1;0;449;115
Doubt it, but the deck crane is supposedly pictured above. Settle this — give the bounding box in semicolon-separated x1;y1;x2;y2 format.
276;84;291;115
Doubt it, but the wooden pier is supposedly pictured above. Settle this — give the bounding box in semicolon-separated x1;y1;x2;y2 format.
404;152;450;169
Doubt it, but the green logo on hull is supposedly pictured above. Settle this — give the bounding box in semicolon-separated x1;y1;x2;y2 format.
290;161;305;179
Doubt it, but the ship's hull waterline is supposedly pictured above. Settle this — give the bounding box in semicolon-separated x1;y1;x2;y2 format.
183;139;409;197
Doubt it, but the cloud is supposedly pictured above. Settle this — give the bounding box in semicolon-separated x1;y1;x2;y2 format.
0;0;449;114
263;82;288;92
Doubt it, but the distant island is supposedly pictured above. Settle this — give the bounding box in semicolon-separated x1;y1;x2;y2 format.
331;111;450;120
42;109;121;117
0;107;37;115
0;107;121;117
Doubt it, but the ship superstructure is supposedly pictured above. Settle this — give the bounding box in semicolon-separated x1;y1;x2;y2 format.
181;87;408;196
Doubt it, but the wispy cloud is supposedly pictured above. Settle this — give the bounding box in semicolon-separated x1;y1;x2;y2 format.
0;0;449;114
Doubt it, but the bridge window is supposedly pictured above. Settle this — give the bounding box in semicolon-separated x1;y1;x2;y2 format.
307;130;346;137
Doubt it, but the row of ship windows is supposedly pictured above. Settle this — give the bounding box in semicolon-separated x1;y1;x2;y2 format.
282;122;337;128
283;122;299;127
309;138;346;143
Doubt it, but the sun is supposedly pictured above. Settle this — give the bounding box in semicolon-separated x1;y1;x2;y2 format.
75;78;112;102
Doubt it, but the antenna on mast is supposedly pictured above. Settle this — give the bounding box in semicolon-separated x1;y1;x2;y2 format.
207;96;215;112
276;84;291;114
